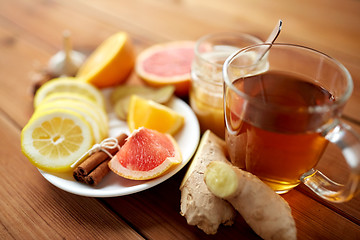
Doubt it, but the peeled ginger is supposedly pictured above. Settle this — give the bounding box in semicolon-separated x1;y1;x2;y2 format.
204;161;297;240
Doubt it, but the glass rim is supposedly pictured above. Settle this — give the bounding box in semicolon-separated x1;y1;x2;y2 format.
194;32;263;69
222;43;353;113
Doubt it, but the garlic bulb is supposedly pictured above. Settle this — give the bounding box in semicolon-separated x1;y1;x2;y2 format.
48;30;86;77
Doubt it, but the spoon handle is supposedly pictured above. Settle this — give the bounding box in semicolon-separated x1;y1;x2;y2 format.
255;20;283;63
265;19;282;44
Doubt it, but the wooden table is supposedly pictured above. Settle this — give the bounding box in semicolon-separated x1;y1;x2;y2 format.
1;0;359;239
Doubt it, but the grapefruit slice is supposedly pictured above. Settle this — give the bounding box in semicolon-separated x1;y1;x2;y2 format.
135;41;195;96
108;127;182;180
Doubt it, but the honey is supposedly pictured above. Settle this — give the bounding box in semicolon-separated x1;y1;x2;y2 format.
190;33;262;138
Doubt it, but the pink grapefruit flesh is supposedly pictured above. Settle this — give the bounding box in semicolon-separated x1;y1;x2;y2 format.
135;41;195;96
108;127;182;180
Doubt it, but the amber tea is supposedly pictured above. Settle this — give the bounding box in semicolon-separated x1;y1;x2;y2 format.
225;71;335;193
223;43;360;202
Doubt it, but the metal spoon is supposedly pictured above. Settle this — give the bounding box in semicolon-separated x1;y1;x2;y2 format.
255;19;283;63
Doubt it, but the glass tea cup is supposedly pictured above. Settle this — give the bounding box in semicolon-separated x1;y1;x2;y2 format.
223;43;360;202
189;32;262;138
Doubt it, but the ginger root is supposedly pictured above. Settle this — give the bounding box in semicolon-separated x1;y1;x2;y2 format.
205;161;297;240
179;130;236;234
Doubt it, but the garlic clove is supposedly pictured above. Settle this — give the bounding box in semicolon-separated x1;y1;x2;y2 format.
48;30;86;77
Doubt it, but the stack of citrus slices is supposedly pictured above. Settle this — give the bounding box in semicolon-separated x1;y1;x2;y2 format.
21;31;188;182
21;77;108;172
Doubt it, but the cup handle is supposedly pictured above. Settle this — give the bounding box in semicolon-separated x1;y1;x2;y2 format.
300;122;360;202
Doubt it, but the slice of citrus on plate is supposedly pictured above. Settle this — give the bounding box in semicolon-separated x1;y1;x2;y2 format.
39;92;105;110
111;85;175;120
34;77;105;108
76;31;135;88
34;100;105;143
108;127;182;180
37;93;109;138
127;95;184;135
21;109;94;172
135;41;195;96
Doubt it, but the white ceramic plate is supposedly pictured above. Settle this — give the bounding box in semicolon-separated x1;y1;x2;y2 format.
39;94;200;198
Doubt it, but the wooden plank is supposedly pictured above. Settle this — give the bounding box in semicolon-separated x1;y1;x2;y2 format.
0;26;41;127
0;113;144;239
0;0;161;52
283;190;360;240
0;0;160;128
1;0;360;239
295;120;360;224
58;0;360;121
102;168;262;240
1;0;359;121
102;166;360;240
101;119;360;240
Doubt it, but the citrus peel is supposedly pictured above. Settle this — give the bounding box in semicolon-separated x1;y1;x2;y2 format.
21;109;94;172
135;41;195;96
127;95;184;135
76;31;135;88
33;77;105;108
108;127;182;180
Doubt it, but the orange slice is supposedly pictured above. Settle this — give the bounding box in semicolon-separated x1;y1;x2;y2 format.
135;41;195;96
108;127;182;180
76;32;135;88
127;95;184;135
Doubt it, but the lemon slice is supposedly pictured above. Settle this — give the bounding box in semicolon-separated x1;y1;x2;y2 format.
76;32;135;88
21;109;94;172
34;77;105;108
37;93;109;138
34;100;105;143
38;92;105;110
127;95;184;135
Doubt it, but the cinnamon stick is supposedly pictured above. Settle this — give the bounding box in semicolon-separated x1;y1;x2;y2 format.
76;147;117;176
73;133;127;186
85;160;111;186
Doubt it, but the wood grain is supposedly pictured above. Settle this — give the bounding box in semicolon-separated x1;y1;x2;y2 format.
0;113;143;239
1;0;360;239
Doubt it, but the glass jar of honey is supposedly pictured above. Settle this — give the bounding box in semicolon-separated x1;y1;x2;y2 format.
190;32;262;138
